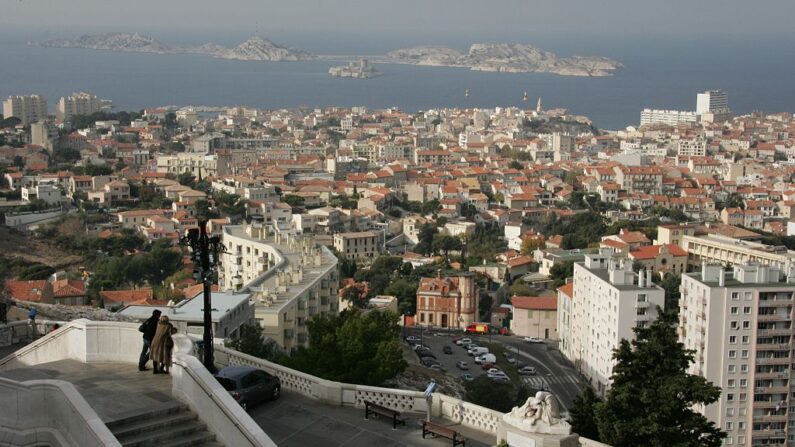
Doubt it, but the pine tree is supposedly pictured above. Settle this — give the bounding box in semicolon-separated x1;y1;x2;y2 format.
570;387;601;440
594;309;725;447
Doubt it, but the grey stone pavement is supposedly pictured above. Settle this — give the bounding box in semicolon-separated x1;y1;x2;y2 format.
250;390;496;447
0;359;176;423
0;359;497;446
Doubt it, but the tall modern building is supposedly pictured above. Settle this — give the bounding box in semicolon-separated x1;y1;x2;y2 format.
558;249;665;395
680;263;795;447
697;90;729;114
56;92;112;121
2;94;48;125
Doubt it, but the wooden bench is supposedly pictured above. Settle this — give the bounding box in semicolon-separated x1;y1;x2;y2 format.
422;421;466;446
364;401;406;429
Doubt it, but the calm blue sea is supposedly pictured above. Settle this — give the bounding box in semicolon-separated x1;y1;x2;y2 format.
0;34;793;130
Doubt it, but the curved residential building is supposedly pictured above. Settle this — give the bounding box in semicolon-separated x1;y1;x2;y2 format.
220;223;339;352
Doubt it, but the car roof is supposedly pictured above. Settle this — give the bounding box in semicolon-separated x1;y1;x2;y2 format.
216;365;259;379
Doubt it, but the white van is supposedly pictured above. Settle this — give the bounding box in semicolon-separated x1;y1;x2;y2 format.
468;347;489;357
475;353;496;364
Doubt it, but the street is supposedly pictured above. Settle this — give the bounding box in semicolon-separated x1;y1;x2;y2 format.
402;327;584;414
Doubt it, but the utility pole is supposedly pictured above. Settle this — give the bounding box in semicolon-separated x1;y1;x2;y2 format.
180;220;224;373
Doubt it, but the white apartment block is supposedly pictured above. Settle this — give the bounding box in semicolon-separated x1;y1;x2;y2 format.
697;89;729;114
640;108;698;126
558;249;665;395
3;94;48;125
682;234;795;272
677;135;707;157
680;264;795;447
220;224;339;352
56;92;111;121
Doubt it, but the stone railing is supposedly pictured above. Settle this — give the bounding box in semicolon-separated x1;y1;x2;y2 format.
171;335;276;447
0;319;66;347
214;344;428;412
433;393;504;435
0;376;120;447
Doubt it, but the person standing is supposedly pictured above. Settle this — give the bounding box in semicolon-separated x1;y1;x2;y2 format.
150;315;177;374
138;310;162;372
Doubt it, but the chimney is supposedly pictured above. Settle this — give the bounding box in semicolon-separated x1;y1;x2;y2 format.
638;269;646;288
719;269;725;287
701;261;707;278
646;269;652;288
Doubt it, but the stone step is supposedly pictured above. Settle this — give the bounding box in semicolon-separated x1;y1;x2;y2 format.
117;419;208;447
158;431;218;447
111;411;198;439
106;402;187;430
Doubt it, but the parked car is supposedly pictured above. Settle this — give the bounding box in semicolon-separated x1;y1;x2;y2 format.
443;345;453;355
456;361;469;370
214;366;281;412
490;374;510;383
414;344;431;352
524;337;544;343
421;357;442;368
461;373;475;382
518;366;537;375
468;347;488;357
474;353;497;365
480;362;496;371
405;335;421;344
416;349;436;359
504;353;516;364
455;337;472;346
486;368;503;376
452;335;464;343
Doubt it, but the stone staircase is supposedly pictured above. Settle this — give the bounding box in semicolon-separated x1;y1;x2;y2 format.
106;402;222;447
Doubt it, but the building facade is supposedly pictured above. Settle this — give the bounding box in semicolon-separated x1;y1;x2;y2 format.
415;272;479;329
679;264;795;446
56;92;111;121
3;94;48;125
558;249;665;395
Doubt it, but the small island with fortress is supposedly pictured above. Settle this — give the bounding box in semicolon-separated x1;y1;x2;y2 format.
328;59;383;79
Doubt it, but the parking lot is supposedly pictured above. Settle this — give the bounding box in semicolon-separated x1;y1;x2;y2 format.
402;328;584;412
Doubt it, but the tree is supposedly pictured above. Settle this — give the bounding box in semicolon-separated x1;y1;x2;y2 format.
225;323;282;361
432;234;462;259
340;283;368;308
414;223;438;256
520;238;545;256
285;309;406;385
570;387;602;440
178;172;196;187
594;310;725;447
508;160;524;170
656;273;682;312
549;261;574;288
283;195;305;208
465;376;530;412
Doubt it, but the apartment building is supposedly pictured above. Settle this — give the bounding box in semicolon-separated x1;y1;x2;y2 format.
56;92;111;121
613;165;664;194
639;108;697;126
681;233;795;271
333;231;382;261
220;224;339;352
415;272;479;329
3;94;48;125
558;249;665;395
679;264;795;446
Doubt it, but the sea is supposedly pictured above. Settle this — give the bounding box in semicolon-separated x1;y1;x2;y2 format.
0;32;793;130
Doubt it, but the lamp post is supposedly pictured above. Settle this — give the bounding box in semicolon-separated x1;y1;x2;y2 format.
180;220;225;373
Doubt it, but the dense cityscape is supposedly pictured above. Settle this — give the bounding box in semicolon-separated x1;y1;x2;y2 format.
1;84;794;446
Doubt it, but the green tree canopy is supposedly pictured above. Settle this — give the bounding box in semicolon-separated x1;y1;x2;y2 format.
225;323;282;361
594;310;725;447
285;309;406;385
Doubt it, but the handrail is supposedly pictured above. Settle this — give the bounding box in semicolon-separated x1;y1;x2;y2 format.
0;321;83;369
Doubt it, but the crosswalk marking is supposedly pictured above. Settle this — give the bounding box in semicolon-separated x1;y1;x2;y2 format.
522;374;582;389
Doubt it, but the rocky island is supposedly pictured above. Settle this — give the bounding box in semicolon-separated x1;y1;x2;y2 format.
328;59;383;79
385;43;622;76
36;33;314;62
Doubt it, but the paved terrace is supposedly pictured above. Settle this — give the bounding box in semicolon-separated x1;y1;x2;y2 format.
0;359;494;447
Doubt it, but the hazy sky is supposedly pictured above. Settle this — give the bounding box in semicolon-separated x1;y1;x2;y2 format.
3;0;793;41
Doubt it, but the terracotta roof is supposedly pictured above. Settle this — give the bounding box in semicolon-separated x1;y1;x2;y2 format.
99;288;154;305
3;280;48;302
52;279;86;298
557;283;574;298
512;295;557;310
629;244;688;260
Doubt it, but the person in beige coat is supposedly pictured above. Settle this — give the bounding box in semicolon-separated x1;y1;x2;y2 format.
149;315;177;374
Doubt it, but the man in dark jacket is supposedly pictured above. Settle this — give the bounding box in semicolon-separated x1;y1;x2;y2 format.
138;309;162;371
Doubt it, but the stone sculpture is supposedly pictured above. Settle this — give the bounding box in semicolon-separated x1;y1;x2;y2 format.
502;391;572;435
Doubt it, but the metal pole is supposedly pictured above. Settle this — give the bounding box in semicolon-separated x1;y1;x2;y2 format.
199;221;215;373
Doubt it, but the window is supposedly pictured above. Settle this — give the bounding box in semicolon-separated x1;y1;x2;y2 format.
729;335;737;344
738;422;745;430
730;321;738;329
741;350;748;358
742;321;750;329
730;306;739;315
728;365;736;373
739;393;746;402
738;408;746;416
740;379;748;388
731;292;739;300
741;335;749;344
726;408;734;416
737;435;744;444
726;436;733;445
728;379;736;387
726;422;734;430
727;393;734;402
743;306;751;314
728;350;736;358
740;364;748;373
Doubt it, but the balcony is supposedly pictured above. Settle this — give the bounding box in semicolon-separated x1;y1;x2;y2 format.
753;400;788;408
758;314;792;322
755;386;790;394
757;329;793;337
754;371;789;380
284;330;294;340
755;343;791;351
759;300;793;308
755;357;791;365
753;413;788;423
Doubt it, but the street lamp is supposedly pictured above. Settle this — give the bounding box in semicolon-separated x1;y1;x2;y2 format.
180;220;225;373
